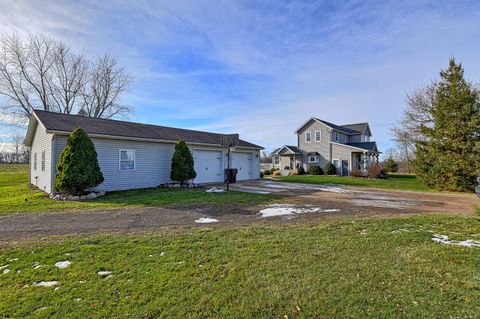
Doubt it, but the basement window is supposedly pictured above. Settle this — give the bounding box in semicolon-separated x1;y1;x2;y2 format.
119;149;135;171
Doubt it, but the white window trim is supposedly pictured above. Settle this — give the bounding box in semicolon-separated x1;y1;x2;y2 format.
305;131;312;143
274;156;280;165
119;149;136;171
308;155;319;163
41;150;45;171
315;130;321;142
332;159;340;168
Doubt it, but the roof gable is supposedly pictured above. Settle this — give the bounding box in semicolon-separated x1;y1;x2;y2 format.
30;110;263;149
295;117;363;135
341;122;372;136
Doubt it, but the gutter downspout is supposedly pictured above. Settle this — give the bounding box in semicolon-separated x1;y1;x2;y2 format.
50;133;56;194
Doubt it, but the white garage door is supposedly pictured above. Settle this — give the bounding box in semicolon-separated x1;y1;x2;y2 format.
231;152;253;181
193;150;223;184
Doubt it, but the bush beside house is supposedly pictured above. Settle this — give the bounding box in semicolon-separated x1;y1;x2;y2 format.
170;140;197;184
309;165;323;175
324;163;337;175
54;128;104;195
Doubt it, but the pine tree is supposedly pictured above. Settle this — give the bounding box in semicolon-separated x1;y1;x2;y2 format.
415;58;480;191
170;140;197;184
383;158;398;173
54;128;104;194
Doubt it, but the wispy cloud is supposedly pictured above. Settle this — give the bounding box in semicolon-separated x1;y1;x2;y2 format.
1;0;480;151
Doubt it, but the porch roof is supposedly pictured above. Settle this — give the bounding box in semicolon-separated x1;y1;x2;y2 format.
271;145;302;155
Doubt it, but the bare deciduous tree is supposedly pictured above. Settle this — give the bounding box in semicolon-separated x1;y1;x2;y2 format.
0;33;133;120
79;54;133;119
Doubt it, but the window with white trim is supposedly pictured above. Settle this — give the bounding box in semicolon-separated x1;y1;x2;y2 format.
308;155;319;163
119;149;135;170
274;156;279;165
332;159;340;168
41;150;45;171
315;131;321;142
305;131;312;143
33;152;37;170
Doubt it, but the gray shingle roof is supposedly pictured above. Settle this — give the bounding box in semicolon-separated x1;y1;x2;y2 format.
341;123;370;136
271;145;301;155
313;118;359;135
345;142;378;152
33;110;262;149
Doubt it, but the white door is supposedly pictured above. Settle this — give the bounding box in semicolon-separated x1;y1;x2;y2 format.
193;150;223;184
231;152;253;181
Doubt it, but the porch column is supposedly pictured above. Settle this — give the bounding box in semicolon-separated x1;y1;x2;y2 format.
363;152;367;170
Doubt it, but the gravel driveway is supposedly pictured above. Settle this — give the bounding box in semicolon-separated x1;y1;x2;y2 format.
1;180;477;244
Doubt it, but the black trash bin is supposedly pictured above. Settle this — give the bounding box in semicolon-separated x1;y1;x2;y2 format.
225;168;238;183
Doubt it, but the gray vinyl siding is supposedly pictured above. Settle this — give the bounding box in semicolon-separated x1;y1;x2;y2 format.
30;122;53;193
297;119;332;170
54;135;261;191
55;136;176;191
331;143;355;174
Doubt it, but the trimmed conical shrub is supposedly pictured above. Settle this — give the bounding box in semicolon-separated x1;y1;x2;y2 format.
170;140;196;184
54;128;104;195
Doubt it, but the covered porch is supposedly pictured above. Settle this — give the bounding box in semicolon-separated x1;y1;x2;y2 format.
351;151;380;172
271;145;302;175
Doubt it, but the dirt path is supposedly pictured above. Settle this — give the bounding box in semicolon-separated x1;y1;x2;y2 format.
1;182;477;244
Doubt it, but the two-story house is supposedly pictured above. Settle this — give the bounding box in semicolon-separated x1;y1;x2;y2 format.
271;117;380;176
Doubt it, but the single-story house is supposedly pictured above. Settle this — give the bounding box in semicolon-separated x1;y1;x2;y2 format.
25;110;262;193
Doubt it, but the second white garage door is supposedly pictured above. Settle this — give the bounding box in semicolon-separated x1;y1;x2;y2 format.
231;152;253;181
193;150;223;184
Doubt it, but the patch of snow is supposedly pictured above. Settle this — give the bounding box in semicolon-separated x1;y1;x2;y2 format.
432;234;480;247
195;217;219;223
0;264;9;270
205;187;225;193
160;252;165;256
148;254;153;257
97;270;112;276
33;281;59;287
55;261;71;269
7;258;18;262
257;204;340;218
75;298;82;302
54;287;60;291
392;229;410;233
3;269;10;274
34;265;42;269
360;229;367;235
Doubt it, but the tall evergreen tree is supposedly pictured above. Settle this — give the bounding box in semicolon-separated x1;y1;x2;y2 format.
415;58;480;191
170;141;197;184
54;128;104;194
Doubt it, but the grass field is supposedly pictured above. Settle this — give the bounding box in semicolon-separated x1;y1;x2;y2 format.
0;164;275;215
1;214;479;318
275;174;434;192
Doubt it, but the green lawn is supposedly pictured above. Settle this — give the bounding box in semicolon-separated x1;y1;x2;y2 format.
0;164;276;215
1;214;479;318
275;173;434;192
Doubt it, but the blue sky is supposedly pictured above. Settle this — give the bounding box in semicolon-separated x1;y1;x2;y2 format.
1;0;480;155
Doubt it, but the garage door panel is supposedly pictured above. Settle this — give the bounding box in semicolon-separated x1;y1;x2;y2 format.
193;150;223;183
232;152;253;181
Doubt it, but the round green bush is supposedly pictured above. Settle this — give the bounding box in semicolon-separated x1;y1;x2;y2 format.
309;165;323;175
324;162;337;175
54;128;104;195
297;167;306;175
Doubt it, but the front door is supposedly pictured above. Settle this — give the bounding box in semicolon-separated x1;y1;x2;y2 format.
341;160;349;176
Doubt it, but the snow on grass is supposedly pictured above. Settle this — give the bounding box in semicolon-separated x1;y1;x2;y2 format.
0;264;8;270
195;217;219;223
160;252;165;256
432;234;480;247
257;204;340;218
33;281;59;287
54;261;72;269
97;270;112;276
3;269;10;274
